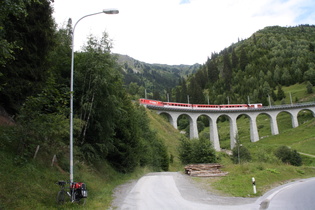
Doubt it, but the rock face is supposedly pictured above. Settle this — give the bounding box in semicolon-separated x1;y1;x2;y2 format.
184;164;229;177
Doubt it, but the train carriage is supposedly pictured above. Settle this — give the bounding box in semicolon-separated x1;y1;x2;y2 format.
139;98;164;106
139;99;263;110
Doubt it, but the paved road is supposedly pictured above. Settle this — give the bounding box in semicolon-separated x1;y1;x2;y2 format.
112;172;315;210
257;177;315;210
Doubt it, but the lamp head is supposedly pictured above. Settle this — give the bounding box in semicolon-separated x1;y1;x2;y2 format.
103;9;119;14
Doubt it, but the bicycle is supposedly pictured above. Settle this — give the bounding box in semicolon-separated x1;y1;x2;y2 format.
56;181;88;205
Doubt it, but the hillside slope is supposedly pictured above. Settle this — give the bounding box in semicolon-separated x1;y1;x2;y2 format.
115;54;201;99
175;25;315;105
145;109;183;171
0;106;183;209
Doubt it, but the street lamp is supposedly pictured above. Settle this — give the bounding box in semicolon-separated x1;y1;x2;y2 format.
69;9;119;183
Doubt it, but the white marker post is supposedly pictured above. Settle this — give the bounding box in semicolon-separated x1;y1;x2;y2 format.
252;177;257;194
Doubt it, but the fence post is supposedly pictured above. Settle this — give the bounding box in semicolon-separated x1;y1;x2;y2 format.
51;154;56;167
33;145;40;159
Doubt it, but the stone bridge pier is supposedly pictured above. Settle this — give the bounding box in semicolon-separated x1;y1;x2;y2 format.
153;103;315;151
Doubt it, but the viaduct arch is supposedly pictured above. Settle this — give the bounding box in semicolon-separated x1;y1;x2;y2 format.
147;103;315;151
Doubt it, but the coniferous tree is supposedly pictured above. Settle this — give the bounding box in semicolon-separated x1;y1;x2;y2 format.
277;85;286;100
194;66;208;89
206;57;219;84
239;46;248;71
188;78;204;104
309;43;314;52
175;86;181;102
231;48;238;69
222;49;232;89
180;78;188;103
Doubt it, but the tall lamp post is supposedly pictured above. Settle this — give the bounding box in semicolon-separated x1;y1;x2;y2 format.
70;9;119;183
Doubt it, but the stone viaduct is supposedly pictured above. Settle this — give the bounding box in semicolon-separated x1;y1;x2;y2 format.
146;102;315;151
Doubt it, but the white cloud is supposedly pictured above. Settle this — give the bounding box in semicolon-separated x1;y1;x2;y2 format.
53;0;315;65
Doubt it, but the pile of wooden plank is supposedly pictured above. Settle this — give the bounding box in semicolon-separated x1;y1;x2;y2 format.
184;163;228;177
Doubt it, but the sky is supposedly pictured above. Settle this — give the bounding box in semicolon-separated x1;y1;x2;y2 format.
52;0;315;65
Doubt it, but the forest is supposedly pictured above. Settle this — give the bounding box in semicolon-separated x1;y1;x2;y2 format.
170;25;315;105
0;0;169;173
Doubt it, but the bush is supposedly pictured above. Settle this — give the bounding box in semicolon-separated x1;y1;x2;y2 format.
306;81;313;93
255;148;279;164
178;137;216;164
191;138;217;163
232;144;252;164
274;146;302;166
178;136;193;164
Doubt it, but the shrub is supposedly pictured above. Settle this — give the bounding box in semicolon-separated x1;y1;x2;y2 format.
274;146;302;166
178;136;193;164
178;137;216;164
306;81;313;93
255;148;279;164
232;144;252;164
191;138;217;163
290;150;302;166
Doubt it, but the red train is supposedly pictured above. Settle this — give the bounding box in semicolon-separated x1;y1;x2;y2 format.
139;98;263;110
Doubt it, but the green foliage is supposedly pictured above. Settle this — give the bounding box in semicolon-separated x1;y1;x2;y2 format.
178;136;192;164
178;115;189;130
9;73;70;161
231;144;252;164
266;168;280;174
254;148;279;164
274;146;302;166
306;81;313;93
179;25;315;105
0;0;36;66
73;34;169;173
277;85;286;100
179;137;217;164
0;0;55;114
119;55;200;100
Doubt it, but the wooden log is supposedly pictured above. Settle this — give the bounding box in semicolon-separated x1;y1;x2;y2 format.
184;163;228;177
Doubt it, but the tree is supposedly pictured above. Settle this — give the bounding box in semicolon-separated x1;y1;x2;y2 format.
188;77;204;104
239;46;248;71
304;68;315;85
231;138;251;164
178;136;193;164
0;0;36;66
263;81;271;96
180;78;188;103
309;43;314;52
49;19;72;86
179;137;216;164
0;0;55;114
231;47;238;69
15;73;69;161
281;68;292;86
222;49;232;89
277;85;286;100
206;57;219;84
75;33;169;172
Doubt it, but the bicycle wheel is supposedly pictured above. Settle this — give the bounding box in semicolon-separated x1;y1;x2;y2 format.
77;198;86;205
56;190;66;205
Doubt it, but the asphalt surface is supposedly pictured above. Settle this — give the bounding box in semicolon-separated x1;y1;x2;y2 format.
111;172;315;210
